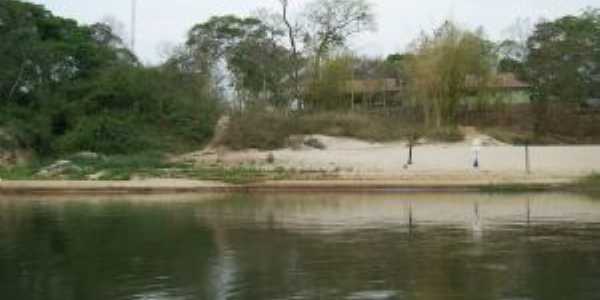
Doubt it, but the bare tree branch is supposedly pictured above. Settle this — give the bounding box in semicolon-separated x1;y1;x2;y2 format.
304;0;376;77
279;0;302;106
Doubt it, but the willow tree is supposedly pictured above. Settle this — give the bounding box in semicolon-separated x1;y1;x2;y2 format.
405;22;494;128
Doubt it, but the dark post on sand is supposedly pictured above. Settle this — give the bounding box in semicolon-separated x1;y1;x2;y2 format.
525;141;531;174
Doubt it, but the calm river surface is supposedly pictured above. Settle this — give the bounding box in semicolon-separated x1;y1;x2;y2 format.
1;192;600;300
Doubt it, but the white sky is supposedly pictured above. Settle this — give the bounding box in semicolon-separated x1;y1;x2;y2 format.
29;0;598;65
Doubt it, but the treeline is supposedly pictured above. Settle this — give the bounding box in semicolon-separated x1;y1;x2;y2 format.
0;1;220;157
166;0;377;111
2;0;600;157
181;1;598;148
179;0;599;129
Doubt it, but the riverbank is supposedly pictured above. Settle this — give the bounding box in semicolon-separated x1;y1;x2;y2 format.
184;135;600;177
2;133;599;195
0;175;593;195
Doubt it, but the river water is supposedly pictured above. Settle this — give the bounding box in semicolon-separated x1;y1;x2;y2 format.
1;192;599;300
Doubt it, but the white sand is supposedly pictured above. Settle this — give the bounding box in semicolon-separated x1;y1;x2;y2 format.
181;133;600;182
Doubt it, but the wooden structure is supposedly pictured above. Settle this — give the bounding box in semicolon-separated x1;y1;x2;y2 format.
308;72;530;111
344;78;405;110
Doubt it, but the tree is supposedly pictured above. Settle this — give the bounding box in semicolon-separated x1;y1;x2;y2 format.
405;22;495;128
184;16;260;74
499;17;533;61
0;1;219;156
496;18;533;81
183;15;292;107
303;0;376;77
228;29;291;106
278;0;303;105
98;15;127;45
525;9;600;103
384;53;414;81
305;55;354;110
496;40;526;79
0;1;134;104
498;56;526;78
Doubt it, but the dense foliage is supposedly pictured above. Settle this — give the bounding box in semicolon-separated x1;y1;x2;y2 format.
525;9;600;103
176;15;292;108
0;1;220;156
2;0;600;159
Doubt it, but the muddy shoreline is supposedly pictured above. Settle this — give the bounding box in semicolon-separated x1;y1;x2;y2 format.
0;178;575;195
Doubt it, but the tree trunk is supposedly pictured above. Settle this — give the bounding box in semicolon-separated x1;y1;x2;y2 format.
280;0;302;110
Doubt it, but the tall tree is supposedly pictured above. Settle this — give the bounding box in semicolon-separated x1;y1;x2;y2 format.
228;27;291;106
303;0;376;77
184;15;262;74
525;9;600;103
0;1;133;104
278;0;303;106
500;17;533;61
183;15;292;107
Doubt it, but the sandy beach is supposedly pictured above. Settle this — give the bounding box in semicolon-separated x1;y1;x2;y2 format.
182;133;600;182
2;133;598;194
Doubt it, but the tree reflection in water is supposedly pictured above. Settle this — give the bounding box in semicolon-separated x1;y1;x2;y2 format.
0;192;599;300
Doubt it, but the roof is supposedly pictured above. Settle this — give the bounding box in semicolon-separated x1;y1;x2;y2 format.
345;79;403;93
316;73;529;95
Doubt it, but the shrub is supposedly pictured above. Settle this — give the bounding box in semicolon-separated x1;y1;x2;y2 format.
0;128;19;151
221;110;294;150
55;114;148;155
0;65;221;158
0;106;55;155
221;110;421;150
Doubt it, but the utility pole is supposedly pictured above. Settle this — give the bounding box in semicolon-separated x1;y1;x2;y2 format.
131;0;137;52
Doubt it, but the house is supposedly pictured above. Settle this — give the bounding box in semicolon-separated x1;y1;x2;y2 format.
487;73;531;104
464;72;531;105
344;73;531;109
344;78;406;110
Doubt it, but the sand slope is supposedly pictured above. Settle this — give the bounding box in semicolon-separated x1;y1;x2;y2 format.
179;131;600;182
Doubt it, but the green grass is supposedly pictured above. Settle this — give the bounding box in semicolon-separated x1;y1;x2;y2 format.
62;152;286;183
0;165;38;180
0;152;293;184
65;152;170;180
576;174;600;191
3;158;600;191
479;183;562;193
480;174;600;194
174;165;291;184
68;153;292;183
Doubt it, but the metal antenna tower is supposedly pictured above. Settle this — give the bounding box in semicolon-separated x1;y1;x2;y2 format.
131;0;137;51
